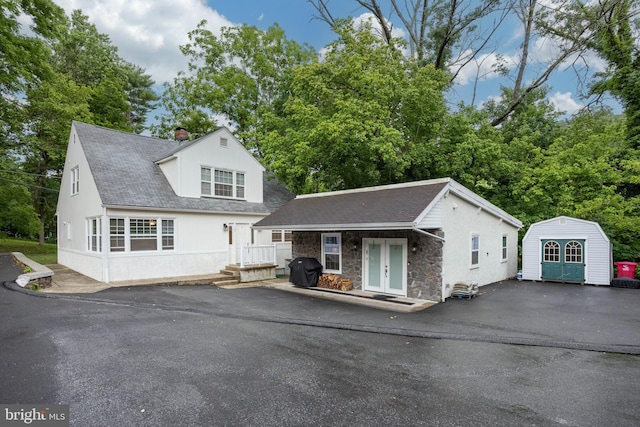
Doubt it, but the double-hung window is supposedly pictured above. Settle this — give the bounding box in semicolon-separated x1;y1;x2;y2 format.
130;219;157;251
201;167;246;199
201;167;212;195
162;219;175;250
110;218;125;252
501;235;508;261
87;217;101;252
235;173;245;198
471;234;480;267
271;230;293;243
214;169;233;197
109;218;174;252
322;233;342;273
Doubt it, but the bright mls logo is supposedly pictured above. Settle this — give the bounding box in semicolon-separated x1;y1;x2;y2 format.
0;404;68;426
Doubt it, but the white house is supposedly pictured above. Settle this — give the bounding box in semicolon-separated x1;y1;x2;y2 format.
56;121;293;283
253;178;523;301
521;216;613;285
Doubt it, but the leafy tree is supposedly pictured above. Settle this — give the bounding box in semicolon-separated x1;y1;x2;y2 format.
584;0;640;148
484;86;562;147
0;182;40;238
21;71;93;244
153;22;315;148
50;10;157;132
261;21;450;193
505;110;639;260
2;7;156;244
0;0;65;142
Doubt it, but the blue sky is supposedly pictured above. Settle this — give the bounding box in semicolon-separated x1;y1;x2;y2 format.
50;0;618;118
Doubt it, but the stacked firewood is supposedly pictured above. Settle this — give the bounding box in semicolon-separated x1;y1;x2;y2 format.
317;274;353;291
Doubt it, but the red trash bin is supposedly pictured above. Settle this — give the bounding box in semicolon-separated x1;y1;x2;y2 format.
614;262;638;279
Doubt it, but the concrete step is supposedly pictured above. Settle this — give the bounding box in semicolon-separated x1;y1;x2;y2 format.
220;268;241;277
211;278;240;286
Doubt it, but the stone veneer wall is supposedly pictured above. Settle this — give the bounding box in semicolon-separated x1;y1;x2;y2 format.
292;230;443;301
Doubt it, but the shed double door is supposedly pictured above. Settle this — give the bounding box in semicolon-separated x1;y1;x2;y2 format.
541;239;585;282
363;238;407;296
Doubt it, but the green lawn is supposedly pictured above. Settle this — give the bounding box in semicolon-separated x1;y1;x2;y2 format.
0;238;57;265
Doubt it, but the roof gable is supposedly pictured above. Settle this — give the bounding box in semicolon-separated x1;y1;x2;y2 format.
155;126;265;171
71;121;290;214
523;215;610;242
253;178;522;230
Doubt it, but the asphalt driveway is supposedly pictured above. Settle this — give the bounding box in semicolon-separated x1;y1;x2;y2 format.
2;253;640;426
3;252;640;354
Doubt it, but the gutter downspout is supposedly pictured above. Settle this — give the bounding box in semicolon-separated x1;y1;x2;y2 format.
412;227;446;302
411;227;445;242
102;206;109;283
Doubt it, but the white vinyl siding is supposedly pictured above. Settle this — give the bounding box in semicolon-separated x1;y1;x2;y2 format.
521;216;612;285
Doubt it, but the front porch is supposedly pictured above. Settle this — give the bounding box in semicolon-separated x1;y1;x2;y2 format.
220;263;277;283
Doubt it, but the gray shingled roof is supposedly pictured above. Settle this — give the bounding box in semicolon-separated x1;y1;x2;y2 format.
253;181;448;230
74;121;292;213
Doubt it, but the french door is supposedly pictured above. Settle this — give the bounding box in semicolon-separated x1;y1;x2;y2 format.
541;239;585;282
363;238;407;296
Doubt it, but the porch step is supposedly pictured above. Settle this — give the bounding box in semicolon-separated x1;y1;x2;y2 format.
212;278;241;286
220;268;241;277
170;273;238;286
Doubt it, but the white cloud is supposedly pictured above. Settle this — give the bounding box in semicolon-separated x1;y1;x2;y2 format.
352;12;406;41
453;51;518;86
549;91;583;114
54;0;237;84
258;13;264;22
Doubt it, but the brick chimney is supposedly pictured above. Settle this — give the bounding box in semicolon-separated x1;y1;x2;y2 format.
174;127;188;142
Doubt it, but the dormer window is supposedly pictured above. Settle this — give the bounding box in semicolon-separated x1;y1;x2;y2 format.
201;167;245;199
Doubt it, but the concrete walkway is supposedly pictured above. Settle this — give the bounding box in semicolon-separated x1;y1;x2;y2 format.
43;263;437;312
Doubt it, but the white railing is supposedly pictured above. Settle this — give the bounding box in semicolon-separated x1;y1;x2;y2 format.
240;244;277;267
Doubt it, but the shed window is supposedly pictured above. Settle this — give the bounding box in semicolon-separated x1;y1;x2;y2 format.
544;241;560;262
322;233;342;273
565;241;583;263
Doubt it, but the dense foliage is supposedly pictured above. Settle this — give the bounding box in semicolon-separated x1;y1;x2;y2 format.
0;1;158;244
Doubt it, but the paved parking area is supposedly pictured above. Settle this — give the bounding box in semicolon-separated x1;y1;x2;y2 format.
2;253;640;426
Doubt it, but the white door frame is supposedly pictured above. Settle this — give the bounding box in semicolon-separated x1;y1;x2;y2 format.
229;223;252;264
363;238;407;296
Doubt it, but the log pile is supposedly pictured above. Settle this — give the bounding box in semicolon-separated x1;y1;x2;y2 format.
317;274;353;291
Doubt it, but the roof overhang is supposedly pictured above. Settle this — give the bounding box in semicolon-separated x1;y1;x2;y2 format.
103;204;271;216
252;222;423;231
